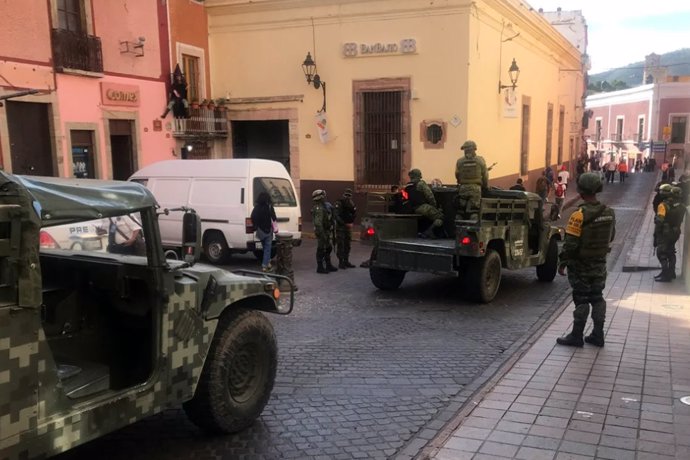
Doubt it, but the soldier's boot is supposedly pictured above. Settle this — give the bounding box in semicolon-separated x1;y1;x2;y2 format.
325;256;339;272
655;260;669;281
669;255;677;279
556;321;585;347
344;258;356;268
316;254;329;274
338;258;349;269
584;322;605;347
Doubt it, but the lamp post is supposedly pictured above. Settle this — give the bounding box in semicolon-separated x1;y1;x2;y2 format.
302;52;327;112
498;58;520;94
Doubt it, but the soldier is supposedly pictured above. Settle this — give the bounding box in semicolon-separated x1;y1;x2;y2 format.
556;172;616;347
334;188;357;268
311;189;338;274
653;184;686;282
455;140;488;220
405;168;444;238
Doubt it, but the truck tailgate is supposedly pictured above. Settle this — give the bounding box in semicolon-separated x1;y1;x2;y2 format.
375;238;457;275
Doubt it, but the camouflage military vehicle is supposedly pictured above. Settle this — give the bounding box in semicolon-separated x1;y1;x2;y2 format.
0;172;293;459
366;187;562;303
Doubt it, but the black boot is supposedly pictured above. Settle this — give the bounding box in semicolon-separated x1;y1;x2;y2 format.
670;255;677;279
344;258;356;268
556;321;585;347
655;261;670;281
325;256;338;272
338;258;349;269
584;322;605;347
316;253;329;274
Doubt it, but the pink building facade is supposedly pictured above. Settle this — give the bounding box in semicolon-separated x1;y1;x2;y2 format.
585;82;690;170
0;0;176;180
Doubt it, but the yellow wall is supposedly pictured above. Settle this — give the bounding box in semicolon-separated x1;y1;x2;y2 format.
207;0;583;187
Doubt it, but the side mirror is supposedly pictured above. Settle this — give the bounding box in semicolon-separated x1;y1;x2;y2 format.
182;211;201;264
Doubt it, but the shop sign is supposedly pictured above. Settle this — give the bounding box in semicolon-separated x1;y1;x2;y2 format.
100;82;140;107
343;39;417;57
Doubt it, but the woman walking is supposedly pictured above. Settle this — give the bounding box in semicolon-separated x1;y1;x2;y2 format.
251;191;277;272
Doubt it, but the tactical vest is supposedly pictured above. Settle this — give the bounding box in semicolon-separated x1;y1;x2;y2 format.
664;201;686;228
457;158;482;185
578;205;615;258
404;181;426;208
337;198;356;224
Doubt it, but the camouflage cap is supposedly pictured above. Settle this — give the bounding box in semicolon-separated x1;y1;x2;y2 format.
671;186;682;197
343;188;353;197
312;189;326;200
659;183;673;196
408;169;422;180
461;140;477;150
576;172;603;195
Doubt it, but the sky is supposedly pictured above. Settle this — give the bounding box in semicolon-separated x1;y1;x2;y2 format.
529;0;690;73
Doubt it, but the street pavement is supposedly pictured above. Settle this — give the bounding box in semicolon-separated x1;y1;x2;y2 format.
55;171;672;460
424;171;690;459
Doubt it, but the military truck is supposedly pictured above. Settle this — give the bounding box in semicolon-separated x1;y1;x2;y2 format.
0;172;293;459
366;187;562;303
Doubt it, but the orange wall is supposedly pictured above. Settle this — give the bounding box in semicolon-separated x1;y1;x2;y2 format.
168;0;211;98
0;1;52;63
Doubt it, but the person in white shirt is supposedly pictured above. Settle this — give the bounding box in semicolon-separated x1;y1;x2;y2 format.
107;214;144;255
557;165;570;186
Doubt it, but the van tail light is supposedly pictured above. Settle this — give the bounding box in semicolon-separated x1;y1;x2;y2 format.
40;231;60;249
245;218;254;234
298;216;302;232
366;227;375;236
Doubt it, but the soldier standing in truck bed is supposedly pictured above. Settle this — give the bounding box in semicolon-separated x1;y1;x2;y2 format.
455;140;488;220
405;169;444;238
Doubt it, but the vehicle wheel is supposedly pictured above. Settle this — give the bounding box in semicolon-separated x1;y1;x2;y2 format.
70;242;83;251
368;248;405;290
164;249;179;260
468;249;501;303
537;237;558;282
203;232;230;264
183;309;277;434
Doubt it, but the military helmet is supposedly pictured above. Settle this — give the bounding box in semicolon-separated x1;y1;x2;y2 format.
408;168;422;180
461;140;477;151
343;188;353;197
670;186;682;197
659;183;673;196
312;189;326;200
576;172;603;195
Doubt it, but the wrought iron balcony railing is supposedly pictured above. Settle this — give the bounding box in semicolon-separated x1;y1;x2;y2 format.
172;108;228;138
51;28;103;73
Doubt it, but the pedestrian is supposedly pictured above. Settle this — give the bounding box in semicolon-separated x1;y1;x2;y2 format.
535;171;549;211
618;158;628;183
556;172;616;347
553;176;566;218
455;140;488;220
509;178;526;191
107;214;144;256
635;158;642;173
605;158;617;183
557;164;570;186
544;166;555;197
311;189;338;273
653;185;686;282
250;191;277;272
406;169;444;237
334;188;357;269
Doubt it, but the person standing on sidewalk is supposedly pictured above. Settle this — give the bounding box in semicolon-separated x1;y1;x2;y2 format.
653;184;686;282
334;188;357;269
311;189;338;274
556;173;616;348
618;159;628;183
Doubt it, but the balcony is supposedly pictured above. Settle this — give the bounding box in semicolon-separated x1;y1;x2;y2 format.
172;108;228;139
51;29;103;74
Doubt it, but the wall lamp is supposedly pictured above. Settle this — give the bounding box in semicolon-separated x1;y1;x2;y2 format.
302;52;327;112
498;58;520;93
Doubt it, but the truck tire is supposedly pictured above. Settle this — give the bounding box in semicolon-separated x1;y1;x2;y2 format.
203;232;230;264
370;266;406;290
468;249;501;303
183;309;277;434
537;236;558;282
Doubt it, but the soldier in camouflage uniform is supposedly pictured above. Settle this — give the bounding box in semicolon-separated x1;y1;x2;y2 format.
334;188;357;269
311;189;338;273
455;140;489;220
556;172;616;347
404;169;444;238
653;184;686;282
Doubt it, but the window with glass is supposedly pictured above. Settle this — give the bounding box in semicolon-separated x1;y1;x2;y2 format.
671;116;687;144
253;178;297;207
637;117;645;144
57;0;84;34
615;118;623;141
595;119;602;142
182;54;201;103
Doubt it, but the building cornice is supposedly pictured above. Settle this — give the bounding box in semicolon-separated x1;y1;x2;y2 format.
586;85;654;107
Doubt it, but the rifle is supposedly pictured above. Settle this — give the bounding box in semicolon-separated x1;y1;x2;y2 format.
488;162;498;171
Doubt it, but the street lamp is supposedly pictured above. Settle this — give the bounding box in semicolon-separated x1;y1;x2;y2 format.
498;58;520;94
302;52;327;112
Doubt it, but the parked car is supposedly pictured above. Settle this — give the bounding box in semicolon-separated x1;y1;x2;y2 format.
130;159;302;264
39;218;108;252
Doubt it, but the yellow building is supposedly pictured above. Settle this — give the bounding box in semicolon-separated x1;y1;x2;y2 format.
206;0;585;211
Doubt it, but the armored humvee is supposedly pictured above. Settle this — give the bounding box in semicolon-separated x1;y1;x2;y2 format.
366;187;562;303
0;172;293;459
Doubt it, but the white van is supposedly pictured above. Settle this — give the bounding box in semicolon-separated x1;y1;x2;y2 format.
129;159;301;264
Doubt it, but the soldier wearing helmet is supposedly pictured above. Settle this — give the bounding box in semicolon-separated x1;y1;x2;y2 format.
556;172;616;348
455;140;488;220
311;189;339;274
334;188;357;268
404;169;444;238
653;184;686;282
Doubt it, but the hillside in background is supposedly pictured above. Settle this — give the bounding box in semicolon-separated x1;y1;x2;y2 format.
589;48;690;88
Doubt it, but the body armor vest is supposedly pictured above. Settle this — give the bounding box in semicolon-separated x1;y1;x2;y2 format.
578;205;615;258
664;202;686;228
457;158;482;185
337;199;356;224
405;181;425;207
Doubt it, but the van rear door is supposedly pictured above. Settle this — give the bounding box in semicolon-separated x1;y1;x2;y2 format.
148;178;190;247
189;178;244;249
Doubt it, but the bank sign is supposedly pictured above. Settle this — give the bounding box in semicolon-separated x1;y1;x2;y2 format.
342;39;417;57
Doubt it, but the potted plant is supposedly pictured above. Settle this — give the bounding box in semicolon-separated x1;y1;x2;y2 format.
215;98;227;112
190;99;200;110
